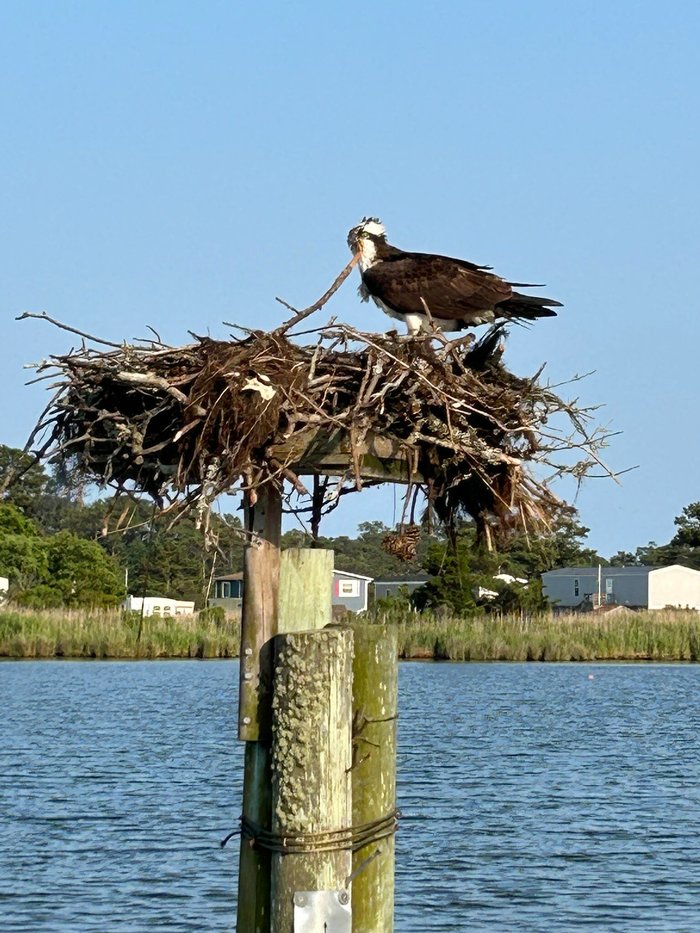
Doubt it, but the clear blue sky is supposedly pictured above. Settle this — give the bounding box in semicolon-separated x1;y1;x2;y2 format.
2;1;699;556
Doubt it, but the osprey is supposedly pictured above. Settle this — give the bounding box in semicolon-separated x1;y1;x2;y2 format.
347;218;561;335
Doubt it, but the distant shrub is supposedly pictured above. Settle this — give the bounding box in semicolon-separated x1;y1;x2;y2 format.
199;605;226;627
14;584;65;609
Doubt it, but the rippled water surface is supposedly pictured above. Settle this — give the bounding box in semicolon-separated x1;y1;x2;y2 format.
3;660;700;931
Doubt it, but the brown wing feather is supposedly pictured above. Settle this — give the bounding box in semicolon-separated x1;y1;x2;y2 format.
362;254;512;321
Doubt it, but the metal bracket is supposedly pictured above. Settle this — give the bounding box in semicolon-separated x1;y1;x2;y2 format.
293;890;351;932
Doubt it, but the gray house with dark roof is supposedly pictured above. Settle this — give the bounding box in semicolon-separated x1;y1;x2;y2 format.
374;573;430;601
542;564;700;610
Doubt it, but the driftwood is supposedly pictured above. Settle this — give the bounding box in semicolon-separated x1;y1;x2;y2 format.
12;302;615;546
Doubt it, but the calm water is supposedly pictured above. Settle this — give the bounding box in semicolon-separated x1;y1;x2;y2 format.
2;661;700;931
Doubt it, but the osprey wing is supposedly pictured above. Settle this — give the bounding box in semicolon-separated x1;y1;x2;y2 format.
362;252;512;322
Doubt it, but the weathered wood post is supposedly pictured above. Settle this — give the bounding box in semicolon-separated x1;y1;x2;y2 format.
350;622;399;932
238;485;283;741
237;544;336;931
278;548;333;633
237;484;282;933
270;626;354;930
234;475;399;933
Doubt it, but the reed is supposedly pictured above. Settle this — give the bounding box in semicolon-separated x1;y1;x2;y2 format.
369;606;700;662
4;605;700;662
0;606;240;659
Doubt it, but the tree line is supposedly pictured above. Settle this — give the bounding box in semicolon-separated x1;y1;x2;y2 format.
2;443;699;611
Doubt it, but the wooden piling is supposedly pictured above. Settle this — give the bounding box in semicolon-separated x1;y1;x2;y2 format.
270;627;354;930
238;484;282;743
237;485;282;933
237;743;272;933
279;548;334;633
237;543;335;931
350;622;399;932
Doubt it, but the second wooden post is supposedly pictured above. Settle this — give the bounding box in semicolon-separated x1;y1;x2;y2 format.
350;622;399;932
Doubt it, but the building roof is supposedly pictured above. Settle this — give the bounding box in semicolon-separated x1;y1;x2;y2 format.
374;573;431;584
543;564;700;578
334;570;373;581
126;595;195;606
213;572;244;582
653;563;700;574
543;565;657;576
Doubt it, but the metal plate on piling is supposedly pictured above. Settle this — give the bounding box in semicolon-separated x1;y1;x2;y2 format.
293;890;351;932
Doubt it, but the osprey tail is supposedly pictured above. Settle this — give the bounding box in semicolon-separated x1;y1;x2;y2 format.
498;291;561;322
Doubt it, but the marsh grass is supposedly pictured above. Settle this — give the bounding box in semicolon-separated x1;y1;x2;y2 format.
0;607;240;659
369;607;700;662
3;605;700;662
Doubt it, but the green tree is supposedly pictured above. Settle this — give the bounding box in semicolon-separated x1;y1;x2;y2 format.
108;506;245;607
0;502;40;536
501;512;603;577
413;529;500;613
0;444;49;514
636;502;700;570
42;531;124;607
0;503;48;592
0;500;123;608
27;493;107;539
16;474;247;608
607;550;642;566
672;502;700;548
411;510;599;614
302;520;431;581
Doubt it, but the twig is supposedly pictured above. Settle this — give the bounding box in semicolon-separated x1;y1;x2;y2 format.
274;253;359;334
16;311;124;348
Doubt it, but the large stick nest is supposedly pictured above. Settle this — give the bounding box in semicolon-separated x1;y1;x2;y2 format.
19;313;612;545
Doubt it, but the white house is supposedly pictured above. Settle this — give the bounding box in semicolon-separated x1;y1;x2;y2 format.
0;576;8;603
123;595;196;617
541;564;700;610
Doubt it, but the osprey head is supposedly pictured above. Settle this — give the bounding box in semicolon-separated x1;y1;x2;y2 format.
347;217;387;252
347;217;387;271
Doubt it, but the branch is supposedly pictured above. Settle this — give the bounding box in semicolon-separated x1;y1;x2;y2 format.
114;371;201;408
274;253;359;334
16;311;124;348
